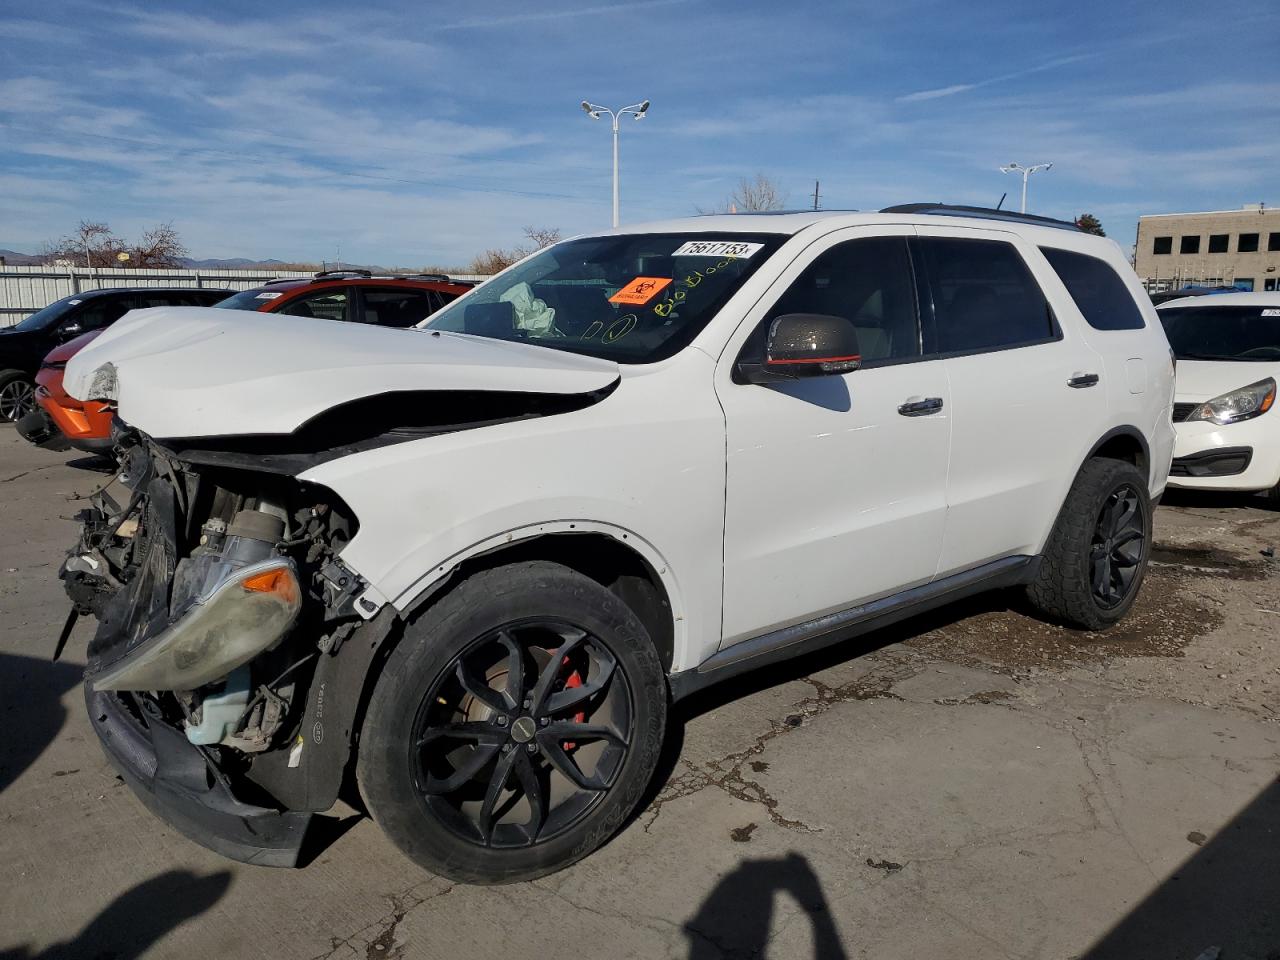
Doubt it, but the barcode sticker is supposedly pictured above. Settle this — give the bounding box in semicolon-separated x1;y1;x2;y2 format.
671;240;764;258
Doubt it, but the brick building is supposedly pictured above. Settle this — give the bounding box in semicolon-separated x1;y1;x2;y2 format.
1134;204;1280;293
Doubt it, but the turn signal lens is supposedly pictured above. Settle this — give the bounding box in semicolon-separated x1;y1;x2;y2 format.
242;567;299;604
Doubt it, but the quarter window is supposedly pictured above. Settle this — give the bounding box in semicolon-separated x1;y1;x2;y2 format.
1179;235;1200;255
1040;247;1145;331
763;237;920;364
1238;233;1259;253
1208;234;1229;253
918;237;1054;354
1152;236;1172;255
278;289;351;322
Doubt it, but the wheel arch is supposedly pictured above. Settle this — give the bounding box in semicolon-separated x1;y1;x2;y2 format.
1085;425;1151;485
391;522;684;673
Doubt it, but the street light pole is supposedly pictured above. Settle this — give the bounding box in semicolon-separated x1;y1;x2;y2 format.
999;161;1052;214
582;99;650;228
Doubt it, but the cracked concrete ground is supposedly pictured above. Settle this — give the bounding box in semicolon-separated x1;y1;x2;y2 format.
1;427;1278;960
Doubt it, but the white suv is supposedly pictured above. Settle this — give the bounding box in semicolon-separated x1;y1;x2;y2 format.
1158;291;1279;499
60;205;1175;882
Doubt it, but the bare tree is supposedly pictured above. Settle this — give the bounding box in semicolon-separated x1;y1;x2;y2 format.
128;222;189;268
699;174;788;215
42;221;123;267
520;226;561;251
466;226;562;275
730;174;787;212
40;220;190;268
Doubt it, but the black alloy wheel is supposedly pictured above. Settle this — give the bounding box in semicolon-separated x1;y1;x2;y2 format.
1026;456;1152;630
0;376;34;422
358;560;666;883
1089;483;1146;608
410;619;632;849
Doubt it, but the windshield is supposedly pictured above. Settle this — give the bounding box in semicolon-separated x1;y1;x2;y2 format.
213;288;283;311
424;232;785;362
9;294;81;332
1159;305;1280;361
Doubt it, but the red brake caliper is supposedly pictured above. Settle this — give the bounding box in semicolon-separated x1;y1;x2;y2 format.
562;660;585;750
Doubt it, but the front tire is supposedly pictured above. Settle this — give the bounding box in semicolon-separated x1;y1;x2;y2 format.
357;561;667;884
1027;458;1152;630
0;370;35;423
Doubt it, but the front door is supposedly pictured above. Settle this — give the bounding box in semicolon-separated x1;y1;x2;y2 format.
716;229;952;646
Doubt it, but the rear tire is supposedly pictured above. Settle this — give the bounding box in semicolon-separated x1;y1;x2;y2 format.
1027;458;1152;630
357;560;667;884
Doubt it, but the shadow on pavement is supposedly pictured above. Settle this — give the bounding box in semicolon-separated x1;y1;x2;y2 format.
64;454;116;474
684;852;848;959
1083;777;1280;960
0;869;232;960
0;652;83;795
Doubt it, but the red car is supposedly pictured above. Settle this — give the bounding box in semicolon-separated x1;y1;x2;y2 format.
35;271;474;453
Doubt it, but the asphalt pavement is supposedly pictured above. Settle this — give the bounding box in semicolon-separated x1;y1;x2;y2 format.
1;426;1277;960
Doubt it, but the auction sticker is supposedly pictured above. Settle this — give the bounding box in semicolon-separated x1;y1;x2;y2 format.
1262;308;1280;317
255;291;284;300
672;240;763;258
610;276;672;305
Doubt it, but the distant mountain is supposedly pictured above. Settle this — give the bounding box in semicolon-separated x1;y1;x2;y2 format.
176;257;295;269
0;249;46;266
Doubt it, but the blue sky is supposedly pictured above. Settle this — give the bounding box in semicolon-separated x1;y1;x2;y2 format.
1;0;1277;265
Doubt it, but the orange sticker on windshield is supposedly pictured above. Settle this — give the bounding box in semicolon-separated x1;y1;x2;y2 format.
609;276;672;305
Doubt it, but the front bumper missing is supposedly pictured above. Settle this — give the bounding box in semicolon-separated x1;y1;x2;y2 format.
87;685;310;867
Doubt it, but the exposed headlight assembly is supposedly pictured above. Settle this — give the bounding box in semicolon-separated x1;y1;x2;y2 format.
91;558;301;692
1186;378;1276;426
87;362;119;402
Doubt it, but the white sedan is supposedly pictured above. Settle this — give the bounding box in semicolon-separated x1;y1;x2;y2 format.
1159;291;1280;499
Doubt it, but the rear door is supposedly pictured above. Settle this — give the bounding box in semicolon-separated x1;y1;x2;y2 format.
913;227;1107;574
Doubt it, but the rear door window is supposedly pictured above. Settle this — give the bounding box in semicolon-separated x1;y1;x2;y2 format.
278;288;352;322
360;287;442;327
1039;247;1145;331
918;237;1055;355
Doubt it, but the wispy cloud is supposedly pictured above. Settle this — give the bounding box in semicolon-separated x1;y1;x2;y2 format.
435;0;684;31
898;54;1096;103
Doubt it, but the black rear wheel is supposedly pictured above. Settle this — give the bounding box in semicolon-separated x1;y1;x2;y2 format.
1027;457;1152;629
358;561;666;883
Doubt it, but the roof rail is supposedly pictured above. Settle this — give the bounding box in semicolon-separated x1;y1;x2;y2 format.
313;268;373;280
880;203;1082;232
262;276;304;286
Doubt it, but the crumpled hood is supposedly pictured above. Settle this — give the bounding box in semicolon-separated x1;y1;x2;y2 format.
64;306;620;439
1174;359;1280;403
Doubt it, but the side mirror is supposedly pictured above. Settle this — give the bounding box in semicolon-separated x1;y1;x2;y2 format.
736;313;861;384
59;322;83;339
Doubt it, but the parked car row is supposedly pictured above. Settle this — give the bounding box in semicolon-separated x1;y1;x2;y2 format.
6;271;474;451
10;207;1277;887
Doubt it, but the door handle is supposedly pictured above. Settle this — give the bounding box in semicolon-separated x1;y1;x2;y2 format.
898;396;944;417
1067;372;1100;388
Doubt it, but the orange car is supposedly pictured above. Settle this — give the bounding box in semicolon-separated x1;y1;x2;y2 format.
35;271;475;454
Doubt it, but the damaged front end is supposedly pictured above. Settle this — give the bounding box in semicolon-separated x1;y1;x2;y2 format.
64;424;394;866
